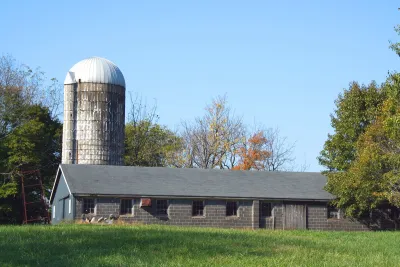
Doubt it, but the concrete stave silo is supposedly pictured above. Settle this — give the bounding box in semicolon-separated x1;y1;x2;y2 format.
62;57;125;165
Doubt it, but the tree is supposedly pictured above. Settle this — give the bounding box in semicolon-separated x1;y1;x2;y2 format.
125;121;182;167
4;105;62;179
0;54;62;120
0;104;62;224
318;81;384;171
180;95;246;169
262;127;297;171
180;96;302;171
232;131;270;170
320;19;400;225
124;94;182;167
389;24;400;57
0;55;62;223
325;74;400;224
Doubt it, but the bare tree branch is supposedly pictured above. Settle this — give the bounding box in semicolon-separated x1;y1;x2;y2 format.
257;126;297;171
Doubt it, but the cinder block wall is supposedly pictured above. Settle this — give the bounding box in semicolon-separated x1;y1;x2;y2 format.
75;197;255;229
307;204;369;231
75;198;389;230
96;198;120;215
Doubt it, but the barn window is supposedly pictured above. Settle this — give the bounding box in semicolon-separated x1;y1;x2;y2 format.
327;204;340;219
120;199;133;215
83;198;95;214
261;202;272;217
156;199;168;216
192;200;205;216
226;201;238;216
53;206;55;219
69;199;72;214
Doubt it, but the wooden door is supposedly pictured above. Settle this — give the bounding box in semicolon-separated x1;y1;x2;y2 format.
284;204;307;229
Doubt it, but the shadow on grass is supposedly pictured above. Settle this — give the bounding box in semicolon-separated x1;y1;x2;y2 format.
0;225;367;267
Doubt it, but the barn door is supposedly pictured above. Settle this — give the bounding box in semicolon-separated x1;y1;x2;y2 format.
284;204;307;229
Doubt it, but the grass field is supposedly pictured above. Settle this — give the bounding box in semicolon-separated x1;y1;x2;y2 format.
1;224;400;267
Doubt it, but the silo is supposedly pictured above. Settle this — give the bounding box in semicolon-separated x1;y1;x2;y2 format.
62;57;125;165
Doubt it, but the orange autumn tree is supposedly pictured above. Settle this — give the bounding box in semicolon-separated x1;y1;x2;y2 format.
233;131;271;170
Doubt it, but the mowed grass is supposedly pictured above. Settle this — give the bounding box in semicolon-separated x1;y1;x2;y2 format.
1;224;400;267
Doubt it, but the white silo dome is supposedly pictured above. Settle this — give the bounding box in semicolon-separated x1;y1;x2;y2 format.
64;57;125;87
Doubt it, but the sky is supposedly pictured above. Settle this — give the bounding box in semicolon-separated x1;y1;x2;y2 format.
1;1;399;171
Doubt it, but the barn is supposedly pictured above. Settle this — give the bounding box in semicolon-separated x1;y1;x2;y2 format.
49;164;369;230
51;56;373;231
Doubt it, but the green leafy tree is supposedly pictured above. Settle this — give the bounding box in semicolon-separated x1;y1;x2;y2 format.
325;74;400;225
320;19;400;226
4;105;62;180
125;121;182;167
318;81;385;171
0;104;62;223
124;94;182;167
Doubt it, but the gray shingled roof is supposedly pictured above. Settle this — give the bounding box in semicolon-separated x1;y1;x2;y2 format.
59;164;334;201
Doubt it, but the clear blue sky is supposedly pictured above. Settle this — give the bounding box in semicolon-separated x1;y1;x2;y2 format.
1;1;399;171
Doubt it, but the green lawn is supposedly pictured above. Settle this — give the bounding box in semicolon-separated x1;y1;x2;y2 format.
0;224;399;267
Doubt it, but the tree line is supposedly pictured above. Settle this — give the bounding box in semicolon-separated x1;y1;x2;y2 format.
0;55;299;223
